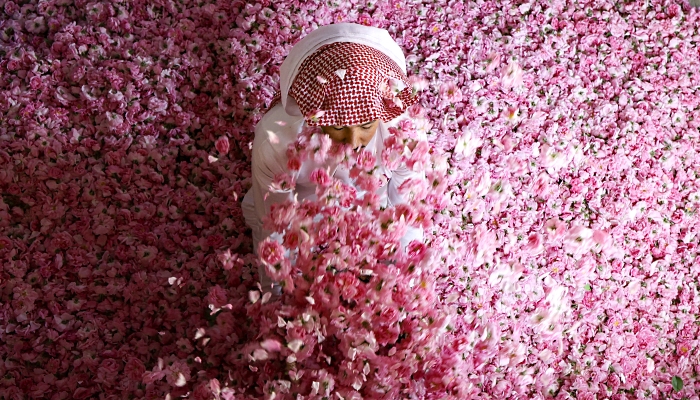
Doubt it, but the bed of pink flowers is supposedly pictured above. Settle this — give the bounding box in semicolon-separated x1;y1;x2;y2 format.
3;0;700;398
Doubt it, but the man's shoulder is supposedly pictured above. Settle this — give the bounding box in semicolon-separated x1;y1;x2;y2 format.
254;104;305;153
258;104;304;130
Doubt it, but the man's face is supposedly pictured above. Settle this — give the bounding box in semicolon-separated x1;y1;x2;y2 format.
321;120;380;149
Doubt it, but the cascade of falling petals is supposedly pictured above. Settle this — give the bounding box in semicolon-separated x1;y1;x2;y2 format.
228;112;482;398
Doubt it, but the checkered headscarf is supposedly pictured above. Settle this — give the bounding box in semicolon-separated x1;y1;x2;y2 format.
281;42;417;127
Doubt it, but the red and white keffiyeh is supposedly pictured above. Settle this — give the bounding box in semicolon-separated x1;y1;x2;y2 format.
268;23;418;127
287;42;417;127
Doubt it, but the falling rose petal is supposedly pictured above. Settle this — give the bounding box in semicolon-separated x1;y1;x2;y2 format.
209;379;221;396
266;130;279;144
316;75;328;84
252;349;268;361
174;372;187;387
290;370;305;381
347;347;357;361
306;109;325;123
287;339;303;353
275;120;287;126
334;69;346;80
501;62;524;90
248;290;260;304
388;77;407;93
261;291;272;304
208;155;218;163
260;339;282;352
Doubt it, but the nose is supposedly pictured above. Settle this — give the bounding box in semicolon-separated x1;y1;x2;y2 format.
348;127;363;149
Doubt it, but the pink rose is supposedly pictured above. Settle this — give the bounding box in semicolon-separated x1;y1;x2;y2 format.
6;59;20;71
355;150;377;171
29;75;43;90
258;239;284;266
207;285;228;308
215;312;236;336
136;245;158;265
287;155;302;171
677;340;691;356
577;392;597;400
283;228;305;249
523;233;544;255
310;168;331;187
439;81;462;106
123;358;146;382
544;218;567;240
215;136;230;155
606;373;622;392
636;328;658;351
4;1;19;15
405;241;427;262
0;236;12;253
166;361;190;387
147;97;168;113
192;383;213;400
96;359;122;386
407;103;426;118
270;172;296;192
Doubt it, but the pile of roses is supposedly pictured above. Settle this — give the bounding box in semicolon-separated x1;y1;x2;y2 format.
2;0;700;398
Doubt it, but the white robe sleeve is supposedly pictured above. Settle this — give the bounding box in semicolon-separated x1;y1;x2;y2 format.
248;108;302;252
